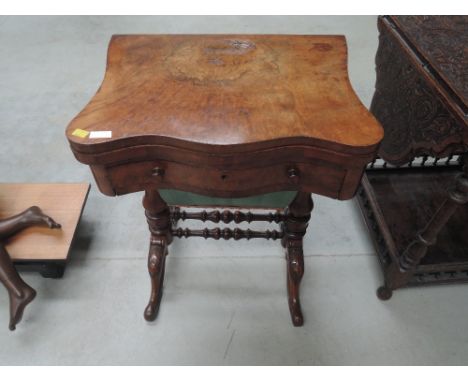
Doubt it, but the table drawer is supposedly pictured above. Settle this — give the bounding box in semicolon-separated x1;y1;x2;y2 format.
105;159;346;198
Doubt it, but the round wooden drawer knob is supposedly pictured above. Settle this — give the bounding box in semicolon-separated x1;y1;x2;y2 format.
287;167;300;184
152;167;165;178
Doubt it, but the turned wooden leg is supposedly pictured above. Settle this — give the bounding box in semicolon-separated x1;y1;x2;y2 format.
378;155;468;300
142;188;172;322
282;192;313;326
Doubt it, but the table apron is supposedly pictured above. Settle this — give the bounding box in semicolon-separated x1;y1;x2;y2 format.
90;158;365;200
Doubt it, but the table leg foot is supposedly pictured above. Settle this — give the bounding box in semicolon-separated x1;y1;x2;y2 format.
286;241;304;326
144;237;167;322
376;285;393;301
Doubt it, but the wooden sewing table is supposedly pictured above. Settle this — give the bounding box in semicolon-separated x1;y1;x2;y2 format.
66;35;382;326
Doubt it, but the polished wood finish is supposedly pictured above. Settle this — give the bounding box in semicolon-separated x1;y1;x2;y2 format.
171;206;286;224
171;206;286;240
360;16;468;298
67;35;382;202
143;188;172;321
172;226;284;240
66;34;382;326
67;35;382;154
281;192;313;326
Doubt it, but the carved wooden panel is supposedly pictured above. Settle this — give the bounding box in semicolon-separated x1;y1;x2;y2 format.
393;16;468;104
371;16;467;166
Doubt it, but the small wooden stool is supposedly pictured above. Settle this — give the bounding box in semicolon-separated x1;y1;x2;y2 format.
66;35;382;326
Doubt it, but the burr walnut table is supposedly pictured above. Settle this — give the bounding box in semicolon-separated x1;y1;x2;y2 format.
66;35;382;326
357;16;468;299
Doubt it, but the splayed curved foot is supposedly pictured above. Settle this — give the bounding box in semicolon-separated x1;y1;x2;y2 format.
144;238;167;322
286;241;305;327
8;285;36;331
144;257;165;321
288;295;304;326
23;206;61;229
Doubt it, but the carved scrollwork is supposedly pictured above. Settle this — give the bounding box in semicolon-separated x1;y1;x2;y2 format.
144;236;167;322
143;190;170;322
286;240;304;283
371;17;465;166
148;237;165;274
394;16;468;101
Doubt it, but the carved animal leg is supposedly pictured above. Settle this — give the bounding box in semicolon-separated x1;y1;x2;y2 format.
142;188;172;322
0;244;36;331
144;237;167;321
0;206;61;241
282;192;313;326
379;157;468;300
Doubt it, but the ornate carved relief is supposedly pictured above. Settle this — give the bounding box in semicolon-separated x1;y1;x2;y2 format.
394;16;468;101
371;18;465;165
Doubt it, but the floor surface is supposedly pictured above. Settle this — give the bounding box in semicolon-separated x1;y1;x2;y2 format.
1;16;467;365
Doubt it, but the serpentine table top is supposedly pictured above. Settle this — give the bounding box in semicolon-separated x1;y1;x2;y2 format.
67;35;382;197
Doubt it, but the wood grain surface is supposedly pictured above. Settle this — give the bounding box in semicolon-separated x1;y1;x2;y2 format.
67;34;382;155
0;183;90;261
391;16;467;109
372;16;467;165
66;34;383;201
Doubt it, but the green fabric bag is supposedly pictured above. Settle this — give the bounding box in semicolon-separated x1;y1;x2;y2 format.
159;190;295;208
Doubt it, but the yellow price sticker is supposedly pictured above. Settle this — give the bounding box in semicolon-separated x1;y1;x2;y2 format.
71;129;89;138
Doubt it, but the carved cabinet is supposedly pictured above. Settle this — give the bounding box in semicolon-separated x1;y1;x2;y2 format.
357;16;468;299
